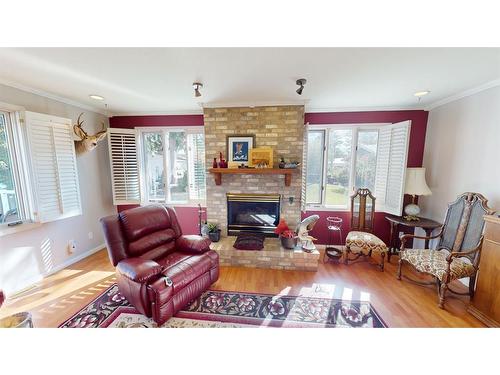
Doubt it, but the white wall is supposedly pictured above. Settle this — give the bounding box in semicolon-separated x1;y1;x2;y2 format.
0;84;115;295
420;86;500;222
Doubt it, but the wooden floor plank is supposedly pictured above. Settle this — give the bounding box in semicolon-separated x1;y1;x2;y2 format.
0;248;485;327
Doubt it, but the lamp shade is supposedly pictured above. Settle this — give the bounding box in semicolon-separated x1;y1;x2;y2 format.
404;167;432;196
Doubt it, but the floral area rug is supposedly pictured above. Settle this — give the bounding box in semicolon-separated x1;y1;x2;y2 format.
59;284;386;328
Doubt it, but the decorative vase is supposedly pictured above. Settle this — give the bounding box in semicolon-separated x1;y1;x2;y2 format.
208;229;221;242
213;158;218;168
280;236;297;249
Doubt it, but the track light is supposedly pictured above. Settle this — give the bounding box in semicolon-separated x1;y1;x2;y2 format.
296;78;307;95
193;82;203;97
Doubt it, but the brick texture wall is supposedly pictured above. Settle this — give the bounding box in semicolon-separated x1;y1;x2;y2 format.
204;105;305;235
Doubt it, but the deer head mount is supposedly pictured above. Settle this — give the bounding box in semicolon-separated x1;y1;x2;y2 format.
73;113;107;153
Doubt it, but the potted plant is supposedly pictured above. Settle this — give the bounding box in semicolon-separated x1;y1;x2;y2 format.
274;219;298;249
207;223;221;242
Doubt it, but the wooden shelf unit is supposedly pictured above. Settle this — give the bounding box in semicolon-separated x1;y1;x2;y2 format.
208;168;296;186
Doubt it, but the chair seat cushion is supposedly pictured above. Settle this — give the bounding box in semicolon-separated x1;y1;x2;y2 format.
346;231;387;253
400;249;475;281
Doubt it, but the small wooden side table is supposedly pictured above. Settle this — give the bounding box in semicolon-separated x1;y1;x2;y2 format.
385;215;442;261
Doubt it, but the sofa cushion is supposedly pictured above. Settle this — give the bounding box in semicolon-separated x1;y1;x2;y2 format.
233;233;265;250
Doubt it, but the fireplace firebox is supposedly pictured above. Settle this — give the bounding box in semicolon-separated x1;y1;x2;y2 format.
227;193;280;237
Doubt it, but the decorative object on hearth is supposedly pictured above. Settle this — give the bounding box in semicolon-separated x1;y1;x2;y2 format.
398;192;495;309
249;147;273;168
296;215;320;252
59;285;387;328
274;218;298;249
233;233;266;250
345;188;388;271
207;222;221;242
324;216;344;263
403;167;432;221
227;135;255;167
73;112;107;154
192;82;203;97
296;78;307;95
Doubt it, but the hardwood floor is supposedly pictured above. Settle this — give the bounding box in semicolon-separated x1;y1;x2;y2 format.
0;248;485;327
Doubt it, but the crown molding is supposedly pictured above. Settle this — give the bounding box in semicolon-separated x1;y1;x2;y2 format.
425;79;500;111
0;78;108;116
305;105;425;113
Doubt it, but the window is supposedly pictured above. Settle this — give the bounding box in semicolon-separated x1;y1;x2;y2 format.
141;127;205;205
0;111;23;224
305;121;410;214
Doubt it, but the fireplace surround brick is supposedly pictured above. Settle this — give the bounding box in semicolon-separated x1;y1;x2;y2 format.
204;105;305;235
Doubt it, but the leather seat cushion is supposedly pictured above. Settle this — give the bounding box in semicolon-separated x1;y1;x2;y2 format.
156;250;219;293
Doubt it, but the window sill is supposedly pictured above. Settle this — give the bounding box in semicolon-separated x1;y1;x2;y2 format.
305;206;350;212
0;222;42;238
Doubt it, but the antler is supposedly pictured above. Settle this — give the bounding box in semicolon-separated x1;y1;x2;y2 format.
95;121;107;137
74;113;88;138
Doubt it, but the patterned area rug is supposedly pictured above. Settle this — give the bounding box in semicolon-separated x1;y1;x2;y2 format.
59;284;386;328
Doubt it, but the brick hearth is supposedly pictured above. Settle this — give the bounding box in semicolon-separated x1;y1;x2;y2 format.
210;236;320;271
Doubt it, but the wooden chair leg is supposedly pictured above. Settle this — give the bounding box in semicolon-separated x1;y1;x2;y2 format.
344;245;350;265
397;259;402;280
439;281;448;309
379;252;385;272
469;275;476;298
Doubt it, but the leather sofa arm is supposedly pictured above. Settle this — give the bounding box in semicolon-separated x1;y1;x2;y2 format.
116;258;163;283
176;235;212;254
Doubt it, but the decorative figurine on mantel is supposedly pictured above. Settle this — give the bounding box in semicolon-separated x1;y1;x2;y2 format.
296;215;320;252
216;151;227;168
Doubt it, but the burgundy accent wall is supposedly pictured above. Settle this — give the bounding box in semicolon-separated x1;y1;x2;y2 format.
110;114;205;235
303;110;429;244
110;110;428;241
110;114;204;128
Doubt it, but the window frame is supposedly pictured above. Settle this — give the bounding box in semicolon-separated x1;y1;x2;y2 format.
137;126;206;207
306;123;389;211
0;105;33;228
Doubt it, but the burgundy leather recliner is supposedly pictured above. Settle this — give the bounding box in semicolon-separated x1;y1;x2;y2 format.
100;204;219;325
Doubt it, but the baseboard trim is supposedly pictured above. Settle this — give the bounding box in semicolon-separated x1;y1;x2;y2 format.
7;243;106;298
44;243;106;277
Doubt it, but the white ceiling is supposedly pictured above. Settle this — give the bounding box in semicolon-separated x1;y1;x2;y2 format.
0;48;499;115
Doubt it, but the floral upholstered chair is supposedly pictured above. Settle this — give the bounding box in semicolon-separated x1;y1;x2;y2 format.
345;188;388;271
397;192;495;309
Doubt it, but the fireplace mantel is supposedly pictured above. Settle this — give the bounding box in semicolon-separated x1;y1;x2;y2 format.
208;168;296;186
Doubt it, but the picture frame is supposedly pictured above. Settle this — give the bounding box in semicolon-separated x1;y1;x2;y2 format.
226;135;255;167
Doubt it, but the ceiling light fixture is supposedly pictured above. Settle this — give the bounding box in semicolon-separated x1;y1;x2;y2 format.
193;82;203;97
89;94;105;101
296;78;307;95
414;90;430;97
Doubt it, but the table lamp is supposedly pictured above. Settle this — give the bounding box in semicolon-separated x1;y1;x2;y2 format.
403;167;432;221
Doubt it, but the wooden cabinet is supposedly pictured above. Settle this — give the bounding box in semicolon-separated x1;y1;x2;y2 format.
468;215;500;327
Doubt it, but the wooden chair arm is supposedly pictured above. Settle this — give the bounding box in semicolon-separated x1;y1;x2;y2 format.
400;229;444;250
446;237;484;262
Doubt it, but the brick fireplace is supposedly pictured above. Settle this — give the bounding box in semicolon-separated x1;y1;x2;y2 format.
203;105;305;236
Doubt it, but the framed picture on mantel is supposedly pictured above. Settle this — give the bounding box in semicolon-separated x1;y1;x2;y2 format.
227;135;255;167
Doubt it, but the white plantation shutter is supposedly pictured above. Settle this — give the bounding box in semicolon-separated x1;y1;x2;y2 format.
187;132;206;201
108;128;141;205
301;122;309;212
374;120;411;215
25;111;82;223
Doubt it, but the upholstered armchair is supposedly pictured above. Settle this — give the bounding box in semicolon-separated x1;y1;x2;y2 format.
100;204;219;325
397;192;495;309
345;188;388;271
